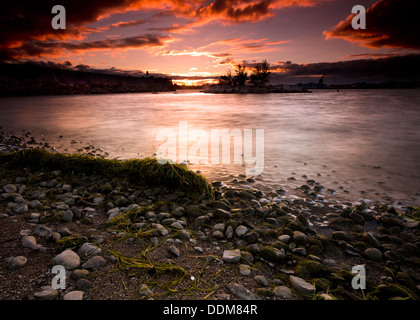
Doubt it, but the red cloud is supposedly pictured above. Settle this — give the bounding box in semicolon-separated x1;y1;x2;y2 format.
0;0;327;61
324;0;420;50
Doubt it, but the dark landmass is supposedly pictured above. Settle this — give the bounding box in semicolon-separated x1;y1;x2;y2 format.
203;84;310;94
0;63;175;97
327;81;420;90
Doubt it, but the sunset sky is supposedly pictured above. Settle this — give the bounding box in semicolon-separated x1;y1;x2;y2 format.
1;0;419;84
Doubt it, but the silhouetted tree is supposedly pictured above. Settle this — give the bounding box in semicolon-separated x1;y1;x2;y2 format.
233;62;248;86
250;60;271;86
218;69;234;85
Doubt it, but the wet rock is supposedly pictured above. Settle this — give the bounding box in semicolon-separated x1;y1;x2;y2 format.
222;249;241;263
54;249;81;270
226;282;261;300
273;286;293;299
364;247;383;262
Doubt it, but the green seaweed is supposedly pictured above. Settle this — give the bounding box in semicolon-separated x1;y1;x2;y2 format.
0;148;214;198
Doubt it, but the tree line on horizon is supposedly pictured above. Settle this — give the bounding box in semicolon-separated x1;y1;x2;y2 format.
218;60;271;86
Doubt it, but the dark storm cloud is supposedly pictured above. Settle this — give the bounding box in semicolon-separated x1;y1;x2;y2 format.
1;34;171;60
324;0;420;50
275;54;420;77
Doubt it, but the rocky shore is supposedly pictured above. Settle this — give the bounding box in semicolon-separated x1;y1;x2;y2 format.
0;136;419;301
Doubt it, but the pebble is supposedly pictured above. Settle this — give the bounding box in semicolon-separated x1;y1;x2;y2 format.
76;278;92;291
222;249;241;263
289;275;315;293
82;256;106;270
170;221;184;230
225;225;233;239
226;282;262;300
168;245;180;257
175;230;191;240
243;231;258;244
21;235;38;250
292;247;307;256
138;284;153;296
194;246;204;253
239;264;251;276
6;256;28;269
273;286;293;299
33;286;57;300
78;243;102;258
278;234;291;243
254;275;269;287
14;203;28;213
3;184;17;193
235;225;248;237
293;231;308;245
35;224;53;238
71;269;90;280
63;291;84;300
61;210;73;222
54;249;81;270
364;247;383;262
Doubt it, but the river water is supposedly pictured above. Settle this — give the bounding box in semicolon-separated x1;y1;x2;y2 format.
1;89;420;206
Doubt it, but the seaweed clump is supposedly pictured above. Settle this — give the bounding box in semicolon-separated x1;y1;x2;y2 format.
0;148;214;198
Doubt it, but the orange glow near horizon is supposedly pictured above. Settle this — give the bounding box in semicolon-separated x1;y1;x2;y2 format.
172;78;218;86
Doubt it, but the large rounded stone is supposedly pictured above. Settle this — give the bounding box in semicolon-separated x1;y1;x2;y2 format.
54;249;81;270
